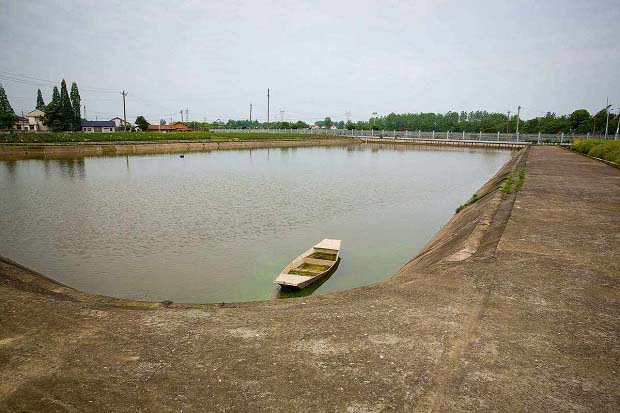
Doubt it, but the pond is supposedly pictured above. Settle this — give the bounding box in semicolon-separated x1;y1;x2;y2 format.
0;144;512;303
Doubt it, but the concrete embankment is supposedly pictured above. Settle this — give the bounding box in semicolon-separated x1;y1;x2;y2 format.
1;146;619;412
0;138;356;160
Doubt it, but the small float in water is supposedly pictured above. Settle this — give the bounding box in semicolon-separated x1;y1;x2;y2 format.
274;239;341;289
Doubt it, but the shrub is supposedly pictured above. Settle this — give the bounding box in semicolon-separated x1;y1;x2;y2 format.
588;140;620;164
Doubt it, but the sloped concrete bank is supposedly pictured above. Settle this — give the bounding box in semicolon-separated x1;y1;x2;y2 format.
1;146;619;412
0;138;356;160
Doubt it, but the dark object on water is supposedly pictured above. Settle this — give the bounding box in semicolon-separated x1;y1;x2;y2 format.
161;300;173;307
180;155;185;158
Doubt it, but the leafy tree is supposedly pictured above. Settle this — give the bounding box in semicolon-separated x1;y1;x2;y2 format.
592;108;609;135
323;117;333;128
36;89;45;110
135;116;150;131
569;109;590;130
70;82;81;130
160;119;167;125
0;83;17;129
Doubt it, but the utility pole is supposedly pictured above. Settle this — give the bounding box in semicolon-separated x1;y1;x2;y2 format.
604;97;611;139
267;88;270;127
249;103;252;123
180;110;184;123
506;110;511;133
280;109;284;122
185;108;189;122
516;106;521;136
121;90;128;131
83;105;87;120
615;107;619;139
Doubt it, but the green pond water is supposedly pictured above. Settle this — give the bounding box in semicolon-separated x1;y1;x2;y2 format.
0;144;511;303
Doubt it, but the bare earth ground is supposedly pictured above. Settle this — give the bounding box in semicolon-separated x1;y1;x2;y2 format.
0;146;619;412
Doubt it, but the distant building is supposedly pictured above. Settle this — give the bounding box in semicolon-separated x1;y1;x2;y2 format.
110;117;130;129
27;109;47;132
13;115;30;131
81;120;116;133
146;122;190;132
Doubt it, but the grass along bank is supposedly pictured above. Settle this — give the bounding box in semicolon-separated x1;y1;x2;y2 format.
0;131;335;144
456;166;526;213
572;139;620;164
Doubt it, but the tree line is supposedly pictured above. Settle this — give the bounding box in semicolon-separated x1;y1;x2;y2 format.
42;80;81;131
354;109;618;135
0;81;82;132
2;82;617;135
213;108;618;135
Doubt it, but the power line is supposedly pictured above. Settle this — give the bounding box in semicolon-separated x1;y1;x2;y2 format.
0;70;119;93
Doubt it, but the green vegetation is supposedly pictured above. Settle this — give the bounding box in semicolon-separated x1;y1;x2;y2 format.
202;107;619;134
36;89;45;110
43;80;83;132
0;131;333;143
501;176;514;194
572;139;620;164
455;192;480;213
0;83;17;130
308;252;337;261
516;168;526;192
135;116;149;131
289;263;330;276
318;108;618;134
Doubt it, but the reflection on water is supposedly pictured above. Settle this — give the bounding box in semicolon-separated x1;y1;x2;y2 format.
0;144;511;303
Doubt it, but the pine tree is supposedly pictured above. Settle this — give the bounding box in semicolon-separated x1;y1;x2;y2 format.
70;82;81;131
52;86;60;103
0;83;15;114
59;79;73;131
43;86;63;132
36;89;45;110
0;83;17;130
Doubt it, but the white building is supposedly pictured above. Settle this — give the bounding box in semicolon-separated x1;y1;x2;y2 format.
27;109;48;132
81;120;116;133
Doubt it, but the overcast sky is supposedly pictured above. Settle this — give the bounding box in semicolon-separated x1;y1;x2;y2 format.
1;0;619;124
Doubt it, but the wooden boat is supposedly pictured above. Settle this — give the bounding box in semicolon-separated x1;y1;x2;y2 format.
274;239;341;289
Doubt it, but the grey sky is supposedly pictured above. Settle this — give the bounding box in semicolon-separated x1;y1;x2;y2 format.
1;0;619;124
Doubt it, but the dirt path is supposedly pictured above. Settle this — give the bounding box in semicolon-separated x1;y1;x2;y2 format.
1;146;618;412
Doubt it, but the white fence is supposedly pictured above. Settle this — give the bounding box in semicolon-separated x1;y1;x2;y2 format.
212;128;603;144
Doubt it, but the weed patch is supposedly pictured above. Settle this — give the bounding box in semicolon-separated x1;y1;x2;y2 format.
572;139;620;164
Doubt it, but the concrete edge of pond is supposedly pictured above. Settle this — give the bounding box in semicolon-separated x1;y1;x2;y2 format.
0;147;528;309
0;138;358;160
3;146;620;412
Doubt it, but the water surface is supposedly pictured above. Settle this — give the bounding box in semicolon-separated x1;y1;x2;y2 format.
0;144;511;302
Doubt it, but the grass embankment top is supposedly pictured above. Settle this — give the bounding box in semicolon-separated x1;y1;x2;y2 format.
572;139;620;164
0;131;341;144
